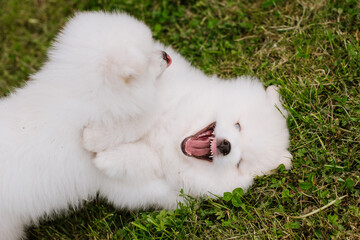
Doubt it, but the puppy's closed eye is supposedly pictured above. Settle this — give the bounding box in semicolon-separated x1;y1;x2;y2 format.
237;158;243;168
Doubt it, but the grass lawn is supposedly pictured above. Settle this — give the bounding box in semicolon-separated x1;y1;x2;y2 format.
1;0;359;239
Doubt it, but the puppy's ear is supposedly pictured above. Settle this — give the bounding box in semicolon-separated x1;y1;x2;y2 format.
266;85;288;117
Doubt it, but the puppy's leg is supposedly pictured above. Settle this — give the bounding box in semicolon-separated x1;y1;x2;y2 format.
83;117;154;152
102;177;181;210
93;142;162;181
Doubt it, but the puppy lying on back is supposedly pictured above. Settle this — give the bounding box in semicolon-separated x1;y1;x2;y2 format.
0;12;171;239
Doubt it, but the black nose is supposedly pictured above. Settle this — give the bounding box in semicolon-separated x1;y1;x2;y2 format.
217;139;231;156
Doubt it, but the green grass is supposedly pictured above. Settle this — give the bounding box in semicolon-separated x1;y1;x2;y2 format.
1;0;359;239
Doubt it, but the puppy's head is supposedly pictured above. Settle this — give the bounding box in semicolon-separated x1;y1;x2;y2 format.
173;78;291;196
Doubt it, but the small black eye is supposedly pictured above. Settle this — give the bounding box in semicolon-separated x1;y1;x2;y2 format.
234;123;241;131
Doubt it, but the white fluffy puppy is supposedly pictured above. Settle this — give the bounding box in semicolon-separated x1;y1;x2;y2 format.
0;12;171;239
86;45;292;202
0;11;292;240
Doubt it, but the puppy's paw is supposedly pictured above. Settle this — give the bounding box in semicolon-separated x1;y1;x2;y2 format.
82;126;108;153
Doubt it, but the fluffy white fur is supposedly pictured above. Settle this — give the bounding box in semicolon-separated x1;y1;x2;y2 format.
0;12;291;239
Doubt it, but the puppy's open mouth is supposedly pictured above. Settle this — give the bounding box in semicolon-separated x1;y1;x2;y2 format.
181;122;216;162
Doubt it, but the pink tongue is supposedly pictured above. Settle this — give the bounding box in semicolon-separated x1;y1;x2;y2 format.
185;138;211;156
